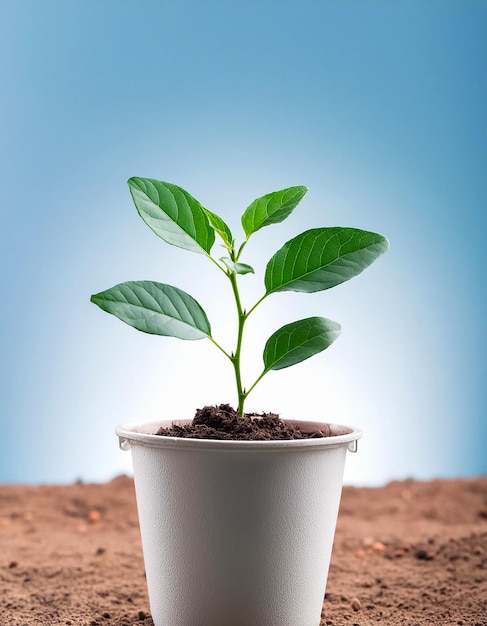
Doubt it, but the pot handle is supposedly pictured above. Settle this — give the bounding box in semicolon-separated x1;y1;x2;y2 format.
348;440;358;453
118;437;131;451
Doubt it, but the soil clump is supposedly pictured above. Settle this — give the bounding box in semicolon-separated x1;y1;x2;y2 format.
156;403;331;440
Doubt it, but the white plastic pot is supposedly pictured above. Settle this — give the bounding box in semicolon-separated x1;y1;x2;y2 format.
117;419;361;626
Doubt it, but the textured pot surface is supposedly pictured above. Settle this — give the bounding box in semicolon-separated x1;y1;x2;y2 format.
117;419;361;626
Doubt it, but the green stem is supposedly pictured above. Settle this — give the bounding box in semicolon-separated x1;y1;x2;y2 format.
208;336;232;360
245;369;268;398
207;253;229;275
228;271;247;415
235;238;249;261
212;243;268;416
246;292;268;317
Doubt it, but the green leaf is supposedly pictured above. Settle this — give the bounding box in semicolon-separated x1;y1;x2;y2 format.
263;317;341;372
220;257;255;275
90;281;211;340
241;185;308;238
202;208;233;250
265;227;389;295
128;177;215;255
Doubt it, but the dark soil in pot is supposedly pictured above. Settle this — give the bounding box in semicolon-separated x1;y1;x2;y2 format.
155;403;333;440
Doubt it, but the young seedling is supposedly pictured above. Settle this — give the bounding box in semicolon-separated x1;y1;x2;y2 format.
91;178;389;416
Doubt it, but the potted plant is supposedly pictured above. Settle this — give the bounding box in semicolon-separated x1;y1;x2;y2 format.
91;178;388;626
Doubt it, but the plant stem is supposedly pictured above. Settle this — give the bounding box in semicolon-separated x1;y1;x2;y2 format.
245;369;268;399
215;246;268;416
228;271;247;416
246;292;268;317
207;254;230;275
235;238;248;261
207;336;232;360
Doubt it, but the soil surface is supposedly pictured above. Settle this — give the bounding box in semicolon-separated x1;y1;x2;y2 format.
156;403;333;440
1;476;486;625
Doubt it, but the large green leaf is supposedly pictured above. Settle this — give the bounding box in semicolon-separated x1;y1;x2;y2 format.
263;317;341;371
265;227;389;295
128;177;215;255
241;186;308;238
90;281;211;340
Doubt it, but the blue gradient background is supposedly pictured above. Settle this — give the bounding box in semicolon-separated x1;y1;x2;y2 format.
1;1;485;485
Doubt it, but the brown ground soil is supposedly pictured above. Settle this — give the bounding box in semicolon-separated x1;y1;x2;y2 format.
1;476;486;626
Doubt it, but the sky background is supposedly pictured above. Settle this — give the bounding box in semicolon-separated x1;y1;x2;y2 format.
1;0;485;486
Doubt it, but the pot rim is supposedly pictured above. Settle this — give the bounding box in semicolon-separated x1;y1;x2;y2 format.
116;418;362;452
